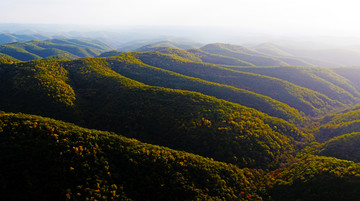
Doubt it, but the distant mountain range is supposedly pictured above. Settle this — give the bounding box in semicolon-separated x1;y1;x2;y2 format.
2;30;360;67
0;38;111;61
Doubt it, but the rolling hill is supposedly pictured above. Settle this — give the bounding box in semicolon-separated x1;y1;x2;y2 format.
0;38;111;61
0;112;270;200
225;66;360;105
2;112;360;200
0;58;305;169
0;33;51;44
1;38;360;200
134;52;344;116
333;67;360;90
200;43;289;66
314;105;360;142
102;53;307;125
320;132;360;162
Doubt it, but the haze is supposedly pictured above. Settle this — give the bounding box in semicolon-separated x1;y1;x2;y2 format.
1;0;360;37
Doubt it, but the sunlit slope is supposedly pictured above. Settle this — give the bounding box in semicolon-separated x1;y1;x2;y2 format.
252;43;313;66
314;105;360;142
188;48;254;66
135;52;344;116
269;155;360;201
97;50;124;57
200;43;289;66
0;58;303;168
333;67;360;90
135;46;202;62
224;66;360;105
319;132;360;162
100;54;307;125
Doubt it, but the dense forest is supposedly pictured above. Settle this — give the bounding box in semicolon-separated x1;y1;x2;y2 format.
1;39;360;200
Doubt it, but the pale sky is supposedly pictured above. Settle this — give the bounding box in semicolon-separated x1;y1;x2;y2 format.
1;0;360;36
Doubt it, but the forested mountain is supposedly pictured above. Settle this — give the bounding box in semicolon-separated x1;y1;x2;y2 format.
333;67;360;90
97;50;124;57
0;58;307;169
0;38;111;61
2;37;360;200
187;48;255;66
320;132;360;162
134;52;344;116
200;43;289;66
2;112;360;200
225;66;360;105
0;112;270;200
314;105;360;142
100;53;307;125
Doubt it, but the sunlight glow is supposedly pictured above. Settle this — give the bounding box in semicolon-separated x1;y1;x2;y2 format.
1;0;360;36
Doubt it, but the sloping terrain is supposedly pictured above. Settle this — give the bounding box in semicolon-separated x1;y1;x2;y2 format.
0;112;270;201
0;39;111;61
200;43;289;66
0;58;305;169
102;54;307;125
225;66;360;105
134;52;344;116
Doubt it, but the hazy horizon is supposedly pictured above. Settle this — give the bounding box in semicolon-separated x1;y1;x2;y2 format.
1;0;360;38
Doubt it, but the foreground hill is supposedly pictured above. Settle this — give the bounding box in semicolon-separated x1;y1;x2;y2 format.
0;38;111;61
269;155;360;201
134;52;344;116
1;112;360;200
0;58;305;168
0;112;269;200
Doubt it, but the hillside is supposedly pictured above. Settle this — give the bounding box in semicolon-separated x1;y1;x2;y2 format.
252;43;294;57
0;58;305;169
333;67;360;90
188;48;254;66
97;50;124;57
283;48;360;66
2;40;360;200
200;43;289;66
134;46;202;62
252;43;313;66
101;54;307;125
269;155;360;201
119;39;203;52
314;105;360;142
2;112;360;200
225;66;360;105
0;33;51;44
0;112;270;200
134;52;344;116
0;38;111;61
319;132;360;162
